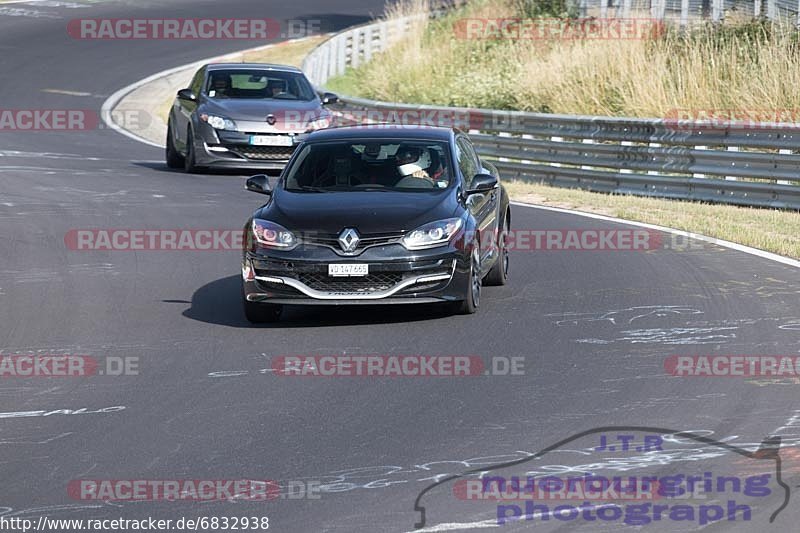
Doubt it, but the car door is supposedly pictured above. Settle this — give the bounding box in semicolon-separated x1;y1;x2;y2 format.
173;66;205;148
456;135;499;266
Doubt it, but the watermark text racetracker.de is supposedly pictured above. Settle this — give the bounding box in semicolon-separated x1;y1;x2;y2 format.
65;229;244;251
0;355;139;377
67;18;322;40
453;18;666;40
666;355;800;378
0;109;150;132
664;108;800;130
271;355;525;377
478;228;703;252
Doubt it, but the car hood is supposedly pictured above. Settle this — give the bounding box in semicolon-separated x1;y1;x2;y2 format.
258;189;460;235
201;98;323;122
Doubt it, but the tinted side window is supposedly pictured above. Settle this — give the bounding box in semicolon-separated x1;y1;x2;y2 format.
456;138;478;187
190;68;205;95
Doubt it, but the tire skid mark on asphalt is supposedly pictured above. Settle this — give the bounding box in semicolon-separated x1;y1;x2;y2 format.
546;305;704;326
0;406;126;419
0;149;104;161
0;431;73;445
0;6;60;18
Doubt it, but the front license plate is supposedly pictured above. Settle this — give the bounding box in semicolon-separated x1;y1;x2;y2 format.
328;264;369;277
249;135;293;146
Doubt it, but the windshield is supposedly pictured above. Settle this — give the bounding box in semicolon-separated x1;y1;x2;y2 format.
284;140;453;191
205;69;316;101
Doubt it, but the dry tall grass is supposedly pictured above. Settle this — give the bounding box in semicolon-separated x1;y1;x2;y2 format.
328;0;800;118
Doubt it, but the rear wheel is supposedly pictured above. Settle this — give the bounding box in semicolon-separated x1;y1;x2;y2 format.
165;119;184;169
483;213;509;286
455;245;481;315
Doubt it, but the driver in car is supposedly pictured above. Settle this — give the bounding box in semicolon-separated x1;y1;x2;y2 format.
395;146;445;185
209;74;231;98
267;79;287;97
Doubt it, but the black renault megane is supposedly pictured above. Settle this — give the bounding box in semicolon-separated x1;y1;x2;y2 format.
240;125;510;322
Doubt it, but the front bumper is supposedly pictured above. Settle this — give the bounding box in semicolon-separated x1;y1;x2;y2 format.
194;127;306;170
242;244;470;305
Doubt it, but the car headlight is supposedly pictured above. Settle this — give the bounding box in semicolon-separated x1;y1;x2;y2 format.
402;218;464;250
252;219;297;249
306;116;331;132
201;114;237;131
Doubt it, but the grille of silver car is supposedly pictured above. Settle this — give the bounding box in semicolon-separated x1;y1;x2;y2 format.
229;145;295;160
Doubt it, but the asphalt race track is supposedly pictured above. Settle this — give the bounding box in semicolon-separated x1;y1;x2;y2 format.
1;1;799;532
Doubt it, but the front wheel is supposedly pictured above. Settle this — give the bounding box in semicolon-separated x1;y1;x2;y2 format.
455;245;481;315
184;128;203;173
165;119;185;169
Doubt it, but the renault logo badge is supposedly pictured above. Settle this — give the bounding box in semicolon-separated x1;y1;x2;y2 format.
338;228;360;253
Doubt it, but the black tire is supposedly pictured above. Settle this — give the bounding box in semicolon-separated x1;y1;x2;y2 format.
184;128;202;173
165;119;185;169
483;212;510;286
242;293;282;324
455;244;481;315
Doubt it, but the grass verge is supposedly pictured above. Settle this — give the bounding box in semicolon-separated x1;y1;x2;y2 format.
507;181;800;259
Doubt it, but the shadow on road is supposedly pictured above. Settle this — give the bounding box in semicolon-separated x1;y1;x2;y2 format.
181;275;459;328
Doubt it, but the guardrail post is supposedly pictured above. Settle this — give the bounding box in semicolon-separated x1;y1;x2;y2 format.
622;0;632;19
693;146;706;178
620;141;633;173
600;0;608;19
711;0;723;22
767;0;776;20
336;34;347;75
680;0;690;28
651;0;666;21
754;0;762;17
778;149;792;184
648;143;661;175
363;27;374;63
551;136;563;167
582;139;595;170
350;29;361;69
725;146;739;180
326;36;337;80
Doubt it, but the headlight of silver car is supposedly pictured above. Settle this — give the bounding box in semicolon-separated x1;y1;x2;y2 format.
201;114;237;131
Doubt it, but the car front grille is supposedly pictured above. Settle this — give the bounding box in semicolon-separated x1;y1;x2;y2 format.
297;272;404;294
227;145;295;160
301;232;404;254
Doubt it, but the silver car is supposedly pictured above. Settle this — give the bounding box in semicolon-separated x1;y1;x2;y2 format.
166;63;338;173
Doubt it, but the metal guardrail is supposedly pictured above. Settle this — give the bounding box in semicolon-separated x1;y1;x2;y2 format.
302;8;800;210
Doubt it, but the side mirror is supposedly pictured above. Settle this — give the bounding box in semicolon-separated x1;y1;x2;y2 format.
321;92;339;106
177;88;197;102
246;174;272;195
466;173;498;195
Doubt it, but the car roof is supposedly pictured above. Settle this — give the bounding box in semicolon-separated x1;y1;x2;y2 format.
306;125;457;142
206;63;302;73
